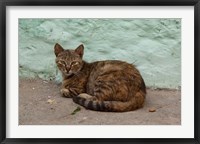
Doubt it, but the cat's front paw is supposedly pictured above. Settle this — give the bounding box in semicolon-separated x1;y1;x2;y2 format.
78;93;97;101
78;93;93;99
60;88;72;98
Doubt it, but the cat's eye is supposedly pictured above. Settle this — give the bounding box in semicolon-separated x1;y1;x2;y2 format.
71;61;79;66
57;62;63;67
57;64;62;67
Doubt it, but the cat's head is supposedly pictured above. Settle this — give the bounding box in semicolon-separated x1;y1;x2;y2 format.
54;43;84;77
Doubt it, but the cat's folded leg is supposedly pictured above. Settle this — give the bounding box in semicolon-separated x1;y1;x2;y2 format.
61;88;84;98
78;93;93;99
77;93;98;101
60;88;72;98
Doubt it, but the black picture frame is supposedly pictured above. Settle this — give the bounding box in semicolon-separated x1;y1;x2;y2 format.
0;0;199;144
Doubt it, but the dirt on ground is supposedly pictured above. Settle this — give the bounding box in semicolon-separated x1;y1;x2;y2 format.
19;78;181;125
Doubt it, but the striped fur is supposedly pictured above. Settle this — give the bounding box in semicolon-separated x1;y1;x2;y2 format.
73;92;145;112
54;43;146;112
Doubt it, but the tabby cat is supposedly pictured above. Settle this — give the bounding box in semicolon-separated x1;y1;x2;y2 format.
54;43;146;112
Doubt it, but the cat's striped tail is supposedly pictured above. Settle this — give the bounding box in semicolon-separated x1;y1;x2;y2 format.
72;93;145;112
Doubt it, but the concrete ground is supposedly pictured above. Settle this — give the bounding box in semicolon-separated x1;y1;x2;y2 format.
19;78;181;125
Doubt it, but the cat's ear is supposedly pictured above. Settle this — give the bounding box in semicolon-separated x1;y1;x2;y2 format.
75;44;84;58
54;43;64;57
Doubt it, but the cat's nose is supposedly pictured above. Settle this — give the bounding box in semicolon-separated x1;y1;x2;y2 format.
66;66;71;72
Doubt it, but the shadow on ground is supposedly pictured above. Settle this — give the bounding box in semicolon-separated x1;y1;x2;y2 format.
19;78;181;125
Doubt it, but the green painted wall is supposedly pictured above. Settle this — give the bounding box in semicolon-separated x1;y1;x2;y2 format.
19;19;181;89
